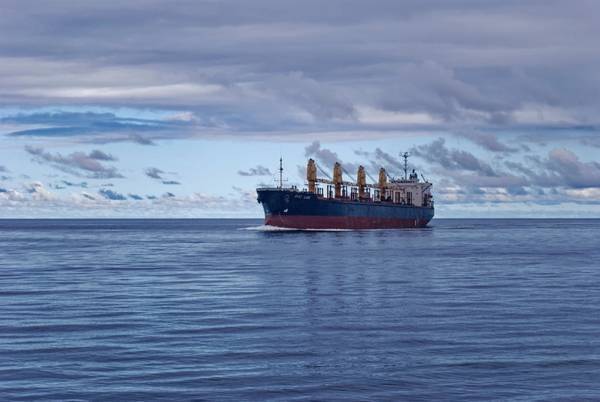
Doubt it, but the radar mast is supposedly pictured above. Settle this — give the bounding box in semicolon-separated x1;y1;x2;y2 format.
402;152;410;181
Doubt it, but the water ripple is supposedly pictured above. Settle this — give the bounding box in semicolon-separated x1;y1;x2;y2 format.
0;219;599;400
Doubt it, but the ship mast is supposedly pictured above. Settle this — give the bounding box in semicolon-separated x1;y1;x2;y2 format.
279;157;283;189
402;152;409;181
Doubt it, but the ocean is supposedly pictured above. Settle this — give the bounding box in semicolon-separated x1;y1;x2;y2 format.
0;219;599;401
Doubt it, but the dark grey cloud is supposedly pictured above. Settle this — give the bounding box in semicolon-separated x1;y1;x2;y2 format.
410;138;529;189
88;150;116;161
458;132;518;153
25;145;123;179
0;166;8;173
306;142;420;182
304;141;362;180
507;186;528;196
304;140;363;172
163;192;175;198
504;161;535;179
305;141;340;166
128;193;144;200
238;165;272;177
62;180;88;188
129;135;156;146
3;112;187;144
411;138;497;177
145;167;180;184
372;149;406;176
2;0;600;145
145;167;164;180
413;138;600;194
529;149;600;189
98;188;126;200
353;148;413;178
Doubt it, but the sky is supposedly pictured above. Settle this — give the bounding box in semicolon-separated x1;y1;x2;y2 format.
1;0;600;218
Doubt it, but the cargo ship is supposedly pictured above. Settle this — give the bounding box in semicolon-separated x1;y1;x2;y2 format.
256;153;434;229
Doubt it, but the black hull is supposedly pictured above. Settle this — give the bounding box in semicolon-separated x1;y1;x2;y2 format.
257;188;434;229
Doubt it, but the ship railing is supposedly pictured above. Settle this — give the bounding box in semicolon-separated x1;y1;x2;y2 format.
309;185;434;208
256;186;300;192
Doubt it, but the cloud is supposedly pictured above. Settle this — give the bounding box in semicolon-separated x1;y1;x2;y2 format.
98;188;127;200
25;181;54;200
145;167;164;180
411;138;498;177
238;165;272;176
4;1;600;216
0;166;8;173
145;167;180;184
530;148;600;189
2;1;600;146
3;111;190;144
25;145;123;179
413;138;600;199
410;138;529;190
129;135;156;146
0;182;262;218
352;148;412;178
458;132;518;153
88;149;116;161
62;180;88;188
372;148;406;176
263;72;356;121
0;187;25;202
305;141;340;166
305;140;364;180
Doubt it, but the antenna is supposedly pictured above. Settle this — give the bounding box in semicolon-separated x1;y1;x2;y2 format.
279;157;283;189
402;152;409;181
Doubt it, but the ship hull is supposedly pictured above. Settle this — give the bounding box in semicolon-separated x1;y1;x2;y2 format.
257;188;434;230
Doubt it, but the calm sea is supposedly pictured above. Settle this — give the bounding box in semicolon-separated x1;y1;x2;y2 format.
0;219;599;401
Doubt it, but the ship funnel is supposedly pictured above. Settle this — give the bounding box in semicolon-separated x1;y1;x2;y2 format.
307;158;317;193
333;162;343;198
357;165;366;198
378;168;387;201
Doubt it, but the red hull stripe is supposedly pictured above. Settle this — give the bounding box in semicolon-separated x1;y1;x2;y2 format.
265;214;430;229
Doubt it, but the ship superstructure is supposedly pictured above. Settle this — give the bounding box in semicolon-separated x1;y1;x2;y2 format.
256;154;434;229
